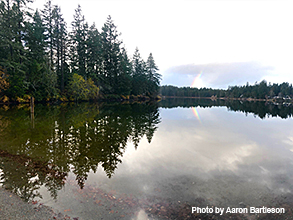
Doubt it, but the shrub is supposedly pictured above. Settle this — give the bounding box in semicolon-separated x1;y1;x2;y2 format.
67;74;99;101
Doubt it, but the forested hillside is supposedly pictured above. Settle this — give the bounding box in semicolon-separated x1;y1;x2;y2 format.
161;80;293;100
0;0;161;102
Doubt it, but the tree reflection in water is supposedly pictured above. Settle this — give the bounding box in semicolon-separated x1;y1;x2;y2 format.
1;99;292;202
160;98;293;119
0;102;161;201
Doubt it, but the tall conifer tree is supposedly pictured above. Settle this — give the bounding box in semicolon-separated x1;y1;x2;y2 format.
100;15;122;94
131;47;147;95
70;5;88;79
42;0;54;68
116;47;132;95
146;53;161;96
0;0;32;97
52;5;68;92
87;23;102;83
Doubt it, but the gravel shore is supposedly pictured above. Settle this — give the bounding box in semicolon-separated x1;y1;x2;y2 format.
0;188;74;220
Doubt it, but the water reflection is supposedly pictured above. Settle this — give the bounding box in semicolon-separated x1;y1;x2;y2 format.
0;103;160;201
1;100;293;219
85;103;293;219
160;98;293;119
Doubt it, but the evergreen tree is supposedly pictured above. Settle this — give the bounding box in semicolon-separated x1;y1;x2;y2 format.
100;15;122;94
0;0;32;97
86;23;102;84
131;47;147;95
116;47;132;95
0;1;161;100
42;0;54;68
146;53;161;96
26;10;46;61
52;5;68;92
25;9;57;100
69;5;88;79
25;9;46;97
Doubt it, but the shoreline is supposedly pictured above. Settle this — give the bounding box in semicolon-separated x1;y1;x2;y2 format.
0;187;75;220
0;94;161;106
162;96;292;103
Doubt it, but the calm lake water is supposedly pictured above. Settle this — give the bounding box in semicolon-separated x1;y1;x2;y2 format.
1;99;293;219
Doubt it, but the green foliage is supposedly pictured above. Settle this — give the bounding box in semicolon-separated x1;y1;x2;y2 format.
0;68;9;94
86;78;99;100
52;5;68;92
146;53;161;97
116;47;132;95
7;72;26;98
42;0;54;66
68;73;99;101
131;47;147;95
24;9;58;101
0;0;30;98
70;5;88;79
87;23;102;83
160;80;293;100
0;2;160;101
100;15;123;94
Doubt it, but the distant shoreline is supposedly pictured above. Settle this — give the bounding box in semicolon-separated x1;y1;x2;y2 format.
163;96;277;101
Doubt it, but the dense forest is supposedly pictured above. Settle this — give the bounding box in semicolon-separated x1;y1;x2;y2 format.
0;0;161;102
161;80;293;101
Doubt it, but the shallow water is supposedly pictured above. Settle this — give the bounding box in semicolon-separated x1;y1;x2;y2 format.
1;100;293;219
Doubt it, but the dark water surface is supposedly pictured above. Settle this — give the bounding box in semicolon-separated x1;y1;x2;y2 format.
1;100;293;219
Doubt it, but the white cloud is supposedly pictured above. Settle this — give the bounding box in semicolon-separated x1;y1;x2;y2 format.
164;61;274;88
30;0;293;87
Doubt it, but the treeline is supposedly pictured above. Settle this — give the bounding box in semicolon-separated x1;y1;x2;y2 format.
161;85;225;98
161;80;293;100
0;0;161;102
160;98;293;119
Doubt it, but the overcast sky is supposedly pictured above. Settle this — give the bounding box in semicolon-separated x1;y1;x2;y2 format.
31;0;293;89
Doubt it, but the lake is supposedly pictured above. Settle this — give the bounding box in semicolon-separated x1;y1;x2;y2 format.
1;99;293;219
